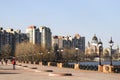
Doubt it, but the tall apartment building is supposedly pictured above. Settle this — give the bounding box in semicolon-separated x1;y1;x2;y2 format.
26;26;36;44
40;26;52;49
72;34;85;52
26;26;52;49
26;26;41;44
0;27;5;49
0;27;28;56
52;34;85;52
52;36;64;49
63;36;72;48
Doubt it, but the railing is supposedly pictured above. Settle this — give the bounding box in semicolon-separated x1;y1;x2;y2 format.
62;63;74;69
42;61;48;65
50;62;57;66
79;65;98;71
18;61;120;73
112;65;120;73
62;63;98;71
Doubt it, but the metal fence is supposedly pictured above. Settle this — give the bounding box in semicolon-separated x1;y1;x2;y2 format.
62;63;74;69
112;65;120;73
79;65;98;71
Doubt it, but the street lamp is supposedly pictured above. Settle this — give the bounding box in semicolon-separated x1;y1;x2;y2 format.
109;37;114;66
57;49;59;62
48;52;50;62
98;39;103;65
75;48;79;63
40;53;43;62
60;49;63;62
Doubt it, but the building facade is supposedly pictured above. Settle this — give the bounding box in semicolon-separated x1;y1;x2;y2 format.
39;26;52;49
85;34;103;57
52;34;85;52
26;26;52;49
0;27;28;57
72;34;85;52
26;26;41;45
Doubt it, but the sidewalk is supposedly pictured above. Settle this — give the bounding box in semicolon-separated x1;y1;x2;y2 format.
0;63;120;80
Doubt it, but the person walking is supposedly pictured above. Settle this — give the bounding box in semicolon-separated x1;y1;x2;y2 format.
12;58;16;70
5;59;8;65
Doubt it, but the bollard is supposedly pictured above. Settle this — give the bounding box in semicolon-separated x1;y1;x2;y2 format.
98;65;103;72
103;65;114;73
39;62;42;65
48;62;51;66
33;61;36;65
57;63;63;68
74;63;79;69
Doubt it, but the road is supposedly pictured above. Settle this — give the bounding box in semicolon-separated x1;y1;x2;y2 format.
0;63;120;80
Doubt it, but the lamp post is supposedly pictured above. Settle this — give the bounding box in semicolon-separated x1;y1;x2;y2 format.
109;37;114;66
40;53;43;62
75;48;79;63
57;50;59;62
48;52;50;62
98;39;103;65
60;49;63;62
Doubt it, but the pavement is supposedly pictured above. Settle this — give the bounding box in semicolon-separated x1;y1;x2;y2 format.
0;62;120;80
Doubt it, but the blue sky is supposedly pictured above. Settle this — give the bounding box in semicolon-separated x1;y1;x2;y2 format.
0;0;120;48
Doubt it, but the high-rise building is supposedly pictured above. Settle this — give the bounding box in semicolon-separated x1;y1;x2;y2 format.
26;26;36;44
52;34;85;52
63;36;72;48
52;36;64;49
40;26;52;49
52;36;59;48
26;26;51;49
26;26;41;44
0;27;28;56
72;34;85;52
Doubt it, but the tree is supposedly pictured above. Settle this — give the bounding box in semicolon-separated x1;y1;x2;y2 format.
1;44;12;58
15;41;51;63
103;49;109;61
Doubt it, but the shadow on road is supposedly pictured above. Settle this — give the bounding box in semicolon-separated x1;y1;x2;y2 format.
0;72;20;74
0;68;20;70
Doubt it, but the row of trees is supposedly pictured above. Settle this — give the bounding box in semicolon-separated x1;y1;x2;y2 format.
15;42;86;63
0;41;120;62
0;44;11;59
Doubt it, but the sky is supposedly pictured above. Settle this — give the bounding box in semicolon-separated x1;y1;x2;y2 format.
0;0;120;48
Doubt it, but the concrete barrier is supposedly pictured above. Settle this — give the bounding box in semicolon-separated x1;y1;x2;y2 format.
74;63;79;69
47;62;51;66
103;65;113;73
39;62;42;65
57;63;63;68
98;65;103;72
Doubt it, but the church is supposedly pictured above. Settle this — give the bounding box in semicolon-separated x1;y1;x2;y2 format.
85;34;103;57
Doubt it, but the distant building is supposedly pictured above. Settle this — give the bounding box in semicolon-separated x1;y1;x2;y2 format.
52;36;64;49
0;27;28;56
26;26;41;45
40;26;52;49
72;34;85;52
26;26;52;49
63;36;72;48
52;34;85;52
85;34;103;56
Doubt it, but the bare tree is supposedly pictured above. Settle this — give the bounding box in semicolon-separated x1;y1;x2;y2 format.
1;44;12;58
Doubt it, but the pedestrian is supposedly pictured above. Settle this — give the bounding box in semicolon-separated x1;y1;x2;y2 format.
5;59;8;65
1;58;3;65
12;58;16;70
